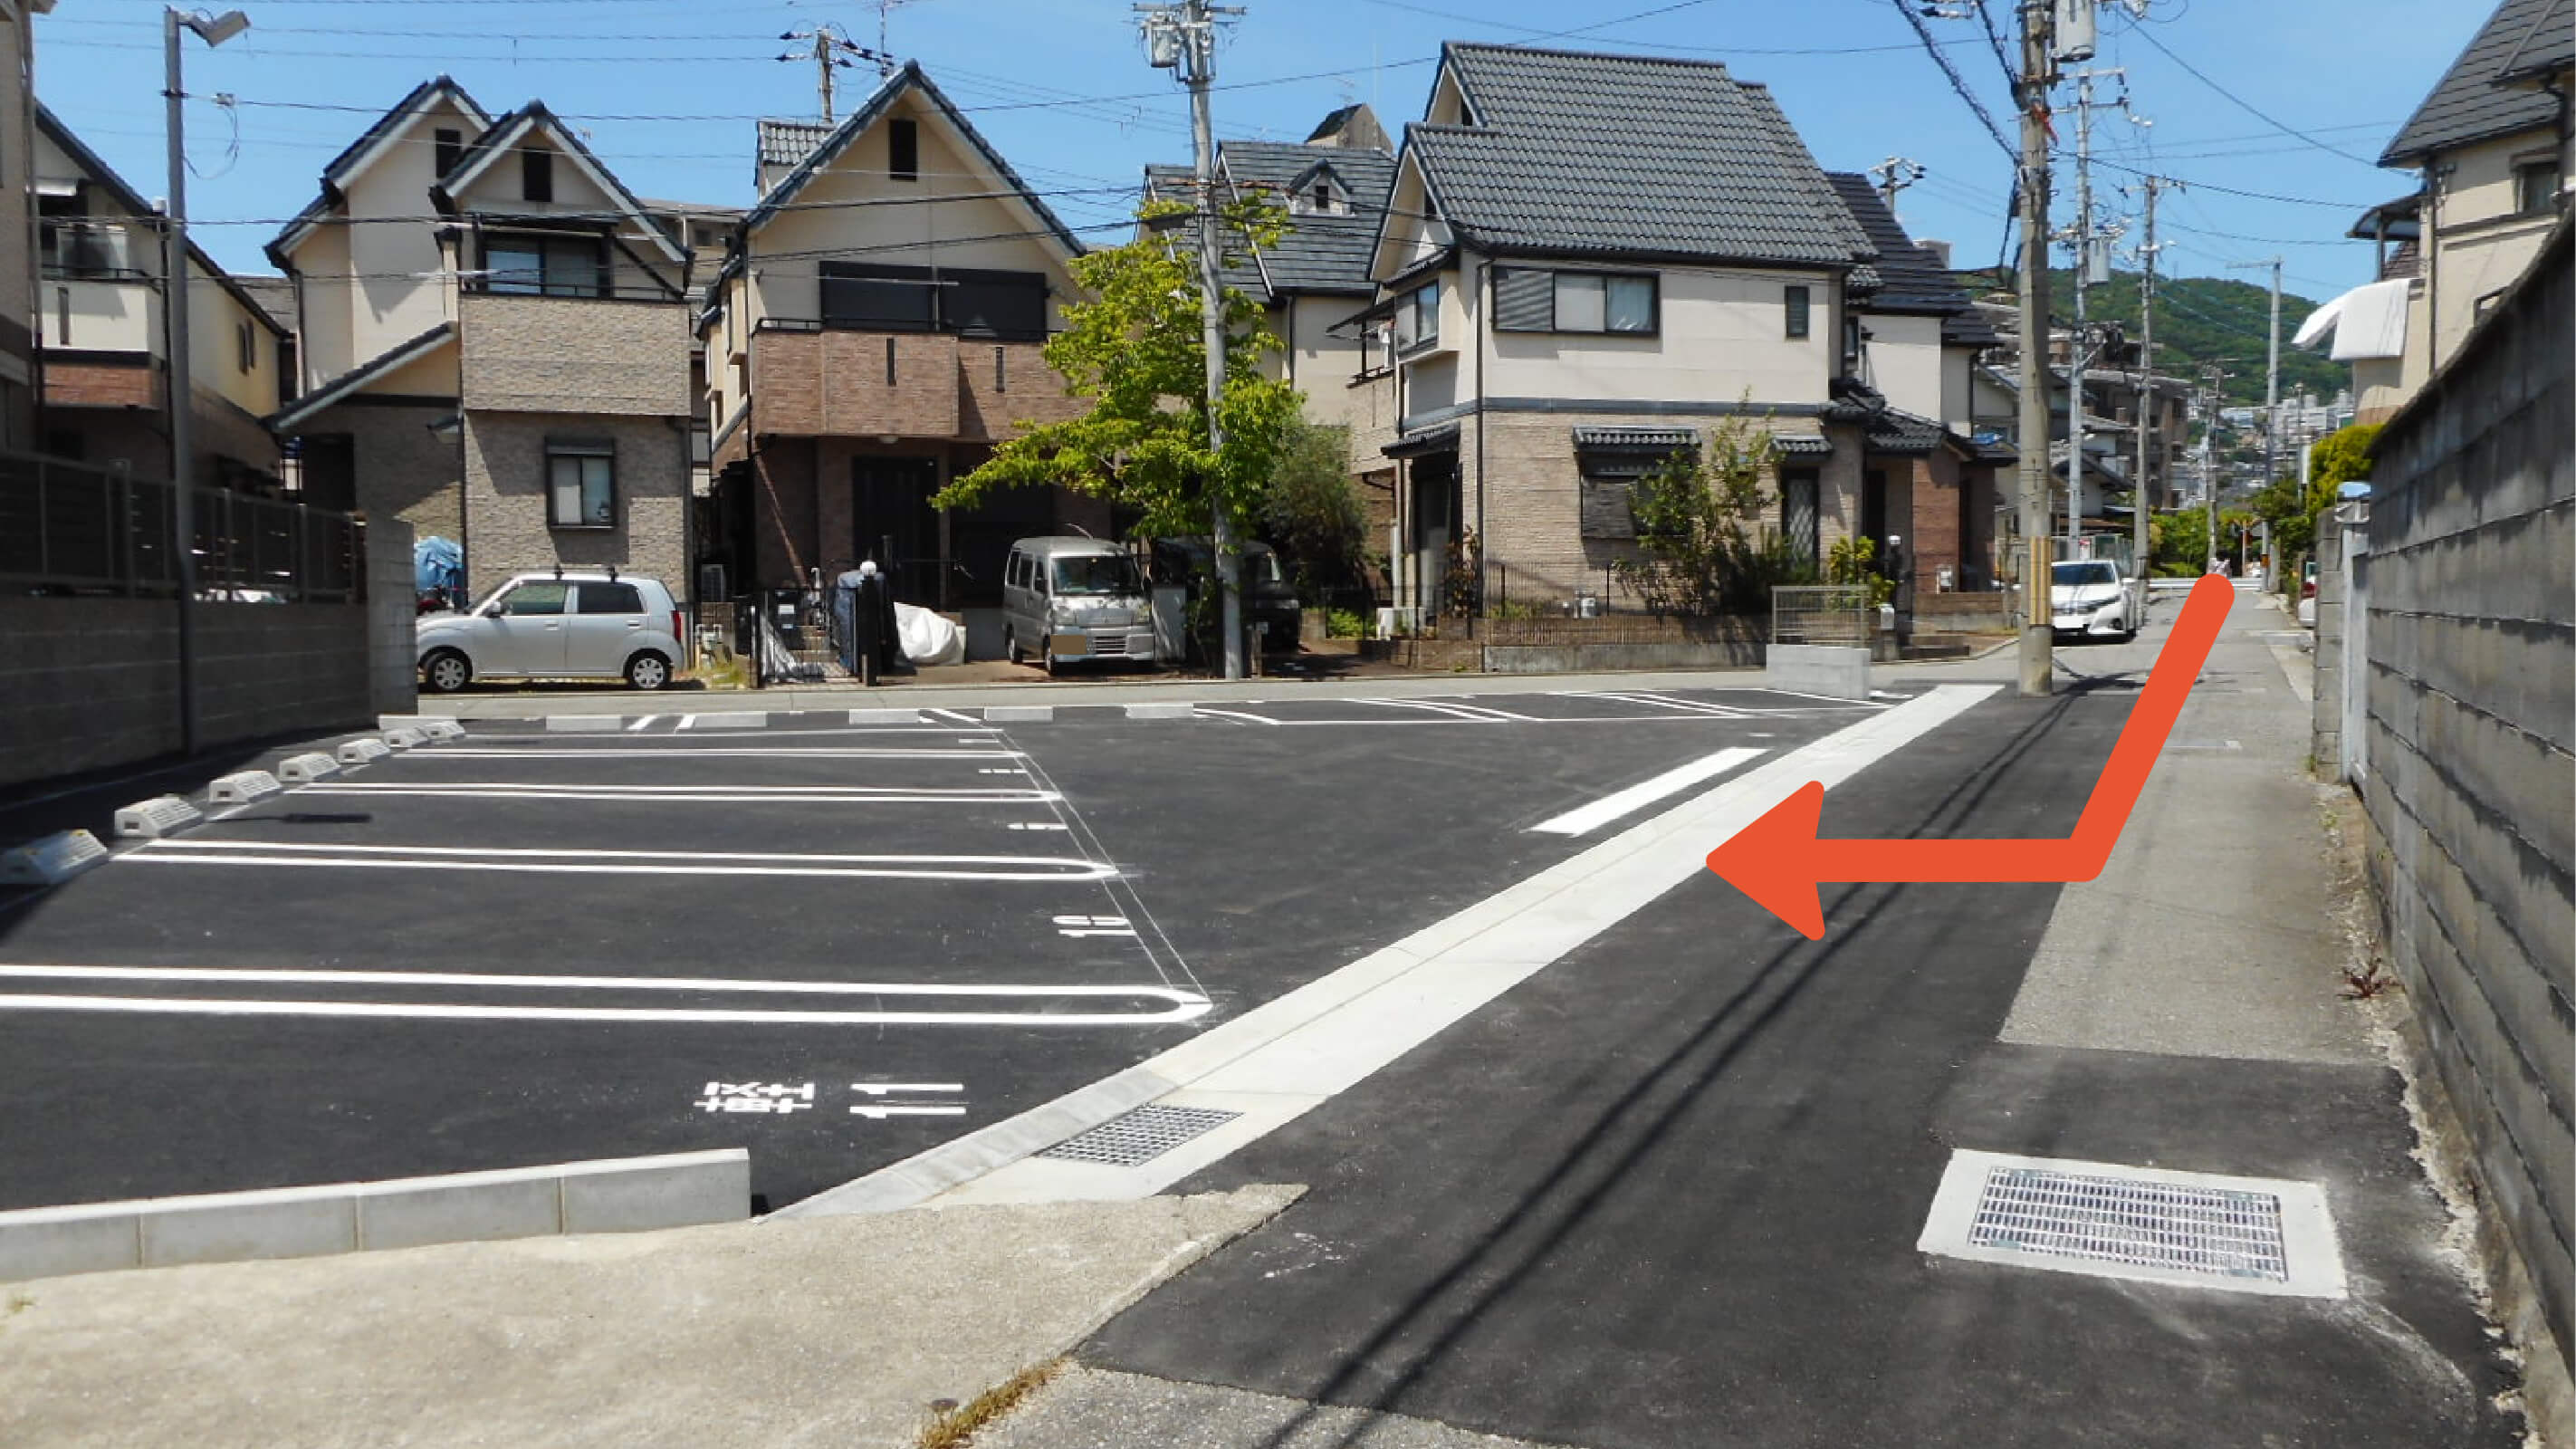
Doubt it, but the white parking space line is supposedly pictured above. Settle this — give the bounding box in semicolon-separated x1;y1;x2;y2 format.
1193;707;1283;725
1563;690;1750;719
416;747;1027;761
1355;697;1533;723
627;715;659;733
301;782;1063;805
122;840;1118;882
852;1082;966;1094
676;715;697;730
1730;687;1891;708
1528;746;1767;837
924;708;984;726
0;966;1209;1026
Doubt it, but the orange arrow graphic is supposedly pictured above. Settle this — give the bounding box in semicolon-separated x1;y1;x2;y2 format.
1706;572;2236;938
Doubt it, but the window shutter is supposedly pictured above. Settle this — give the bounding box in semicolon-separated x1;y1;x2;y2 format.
1494;267;1553;331
1578;479;1636;539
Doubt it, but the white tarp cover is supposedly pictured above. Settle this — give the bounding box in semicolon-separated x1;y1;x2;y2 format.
895;601;965;666
2294;279;2409;361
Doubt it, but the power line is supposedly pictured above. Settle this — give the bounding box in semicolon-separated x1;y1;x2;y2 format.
1886;0;2014;160
2116;19;2380;168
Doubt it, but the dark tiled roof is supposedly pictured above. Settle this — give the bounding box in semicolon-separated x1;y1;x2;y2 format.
1405;44;1873;267
1863;408;1948;454
234;276;299;333
2380;238;2422;282
1223;142;1394;297
1144;143;1397;301
759;119;833;169
1825;172;1999;346
2381;0;2568;164
271;321;454;430
1574;426;1696;449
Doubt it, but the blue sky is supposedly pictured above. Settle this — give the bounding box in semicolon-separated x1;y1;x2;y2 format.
40;0;2467;314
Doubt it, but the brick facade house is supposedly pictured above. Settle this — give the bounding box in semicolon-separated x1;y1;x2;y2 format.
699;64;1100;609
266;79;707;598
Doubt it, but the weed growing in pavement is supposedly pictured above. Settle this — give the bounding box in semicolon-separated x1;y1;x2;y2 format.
915;1358;1065;1448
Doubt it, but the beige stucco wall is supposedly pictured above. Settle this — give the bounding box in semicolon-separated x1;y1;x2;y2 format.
327;95;479;375
460;410;687;595
0;9;34;436
1473;254;1839;408
1861;312;1943;420
187;263;284;420
459;293;689;417
2399;129;2563;390
741;92;1078;333
1282;293;1371;426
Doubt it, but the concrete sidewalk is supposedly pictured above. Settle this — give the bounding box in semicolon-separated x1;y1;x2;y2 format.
0;1187;1297;1449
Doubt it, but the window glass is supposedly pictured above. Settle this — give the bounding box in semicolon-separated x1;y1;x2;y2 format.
1606;275;1655;332
2517;160;2562;215
542;237;602;298
549;452;614;527
889;118;919;181
821;263;936;331
522;149;553;203
1785;284;1811;339
2052;561;2118;587
576;582;644;615
500;581;570;616
943;271;1049;340
1051;555;1142;596
434;129;463;179
1556;273;1607;332
486;242;544;295
1395;280;1440;350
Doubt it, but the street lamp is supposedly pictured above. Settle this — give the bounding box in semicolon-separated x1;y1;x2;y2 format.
164;6;247;755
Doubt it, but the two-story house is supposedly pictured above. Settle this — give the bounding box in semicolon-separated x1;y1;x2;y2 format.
34;105;288;490
266;78;700;596
1144;106;1397;432
0;0;53;449
699;62;1096;609
2303;0;2570;423
1352;43;2009;618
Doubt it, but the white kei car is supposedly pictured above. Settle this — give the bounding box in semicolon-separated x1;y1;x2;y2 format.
418;571;686;692
2049;560;2137;643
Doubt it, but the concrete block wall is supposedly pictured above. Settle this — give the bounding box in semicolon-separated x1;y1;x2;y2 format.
2311;507;2346;773
461;412;689;597
0;596;374;790
2356;221;2572;1377
458;293;691;417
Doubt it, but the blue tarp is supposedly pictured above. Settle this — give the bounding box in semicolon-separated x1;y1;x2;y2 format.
414;536;464;599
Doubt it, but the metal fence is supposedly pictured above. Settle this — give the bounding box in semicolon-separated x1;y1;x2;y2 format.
1769;584;1876;646
0;451;363;602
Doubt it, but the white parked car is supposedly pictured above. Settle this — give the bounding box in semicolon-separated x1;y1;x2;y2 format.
2050;560;2136;643
418;571;685;692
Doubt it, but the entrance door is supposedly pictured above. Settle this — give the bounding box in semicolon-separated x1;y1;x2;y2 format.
1409;453;1459;616
1862;469;1889;555
853;457;941;601
1781;469;1820;568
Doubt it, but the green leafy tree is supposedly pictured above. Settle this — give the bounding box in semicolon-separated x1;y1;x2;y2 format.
2150;504;2210;576
1259;417;1368;597
1614;413;1817;615
935;197;1303;551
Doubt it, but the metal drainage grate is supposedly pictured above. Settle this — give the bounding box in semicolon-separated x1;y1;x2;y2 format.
1968;1166;2288;1281
1039;1105;1241;1167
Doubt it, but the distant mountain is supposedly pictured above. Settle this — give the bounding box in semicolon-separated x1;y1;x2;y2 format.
1968;269;2350;411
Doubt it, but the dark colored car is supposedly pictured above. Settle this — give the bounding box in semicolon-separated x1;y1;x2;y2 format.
1148;537;1303;651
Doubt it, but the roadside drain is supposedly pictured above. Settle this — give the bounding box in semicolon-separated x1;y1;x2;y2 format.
1039;1105;1242;1167
1919;1149;2347;1298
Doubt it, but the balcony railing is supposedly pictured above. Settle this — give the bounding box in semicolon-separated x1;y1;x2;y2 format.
0;451;363;602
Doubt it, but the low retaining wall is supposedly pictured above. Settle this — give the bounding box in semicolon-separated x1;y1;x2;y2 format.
0;596;378;789
1766;644;1871;699
0;1149;751;1281
1915;592;2011;631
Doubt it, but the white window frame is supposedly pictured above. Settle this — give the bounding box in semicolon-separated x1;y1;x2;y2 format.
546;439;617;530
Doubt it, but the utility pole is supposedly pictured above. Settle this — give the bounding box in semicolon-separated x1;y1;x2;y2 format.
164;6;250;756
1869;156;1924;213
2228;254;2284;509
778;24;885;122
2013;0;2060;696
2198;362;2225;572
2061;66;2123;553
1141;0;1248;678
2131;174;2170;601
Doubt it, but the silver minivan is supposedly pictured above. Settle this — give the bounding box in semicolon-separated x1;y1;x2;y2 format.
1001;537;1155;674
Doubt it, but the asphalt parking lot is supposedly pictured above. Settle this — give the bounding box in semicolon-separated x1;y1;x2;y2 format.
0;685;1901;1213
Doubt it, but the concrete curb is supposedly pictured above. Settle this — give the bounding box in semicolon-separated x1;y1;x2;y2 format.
982;705;1055;724
0;1149;750;1281
545;715;624;734
1123;702;1196;721
687;712;766;730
